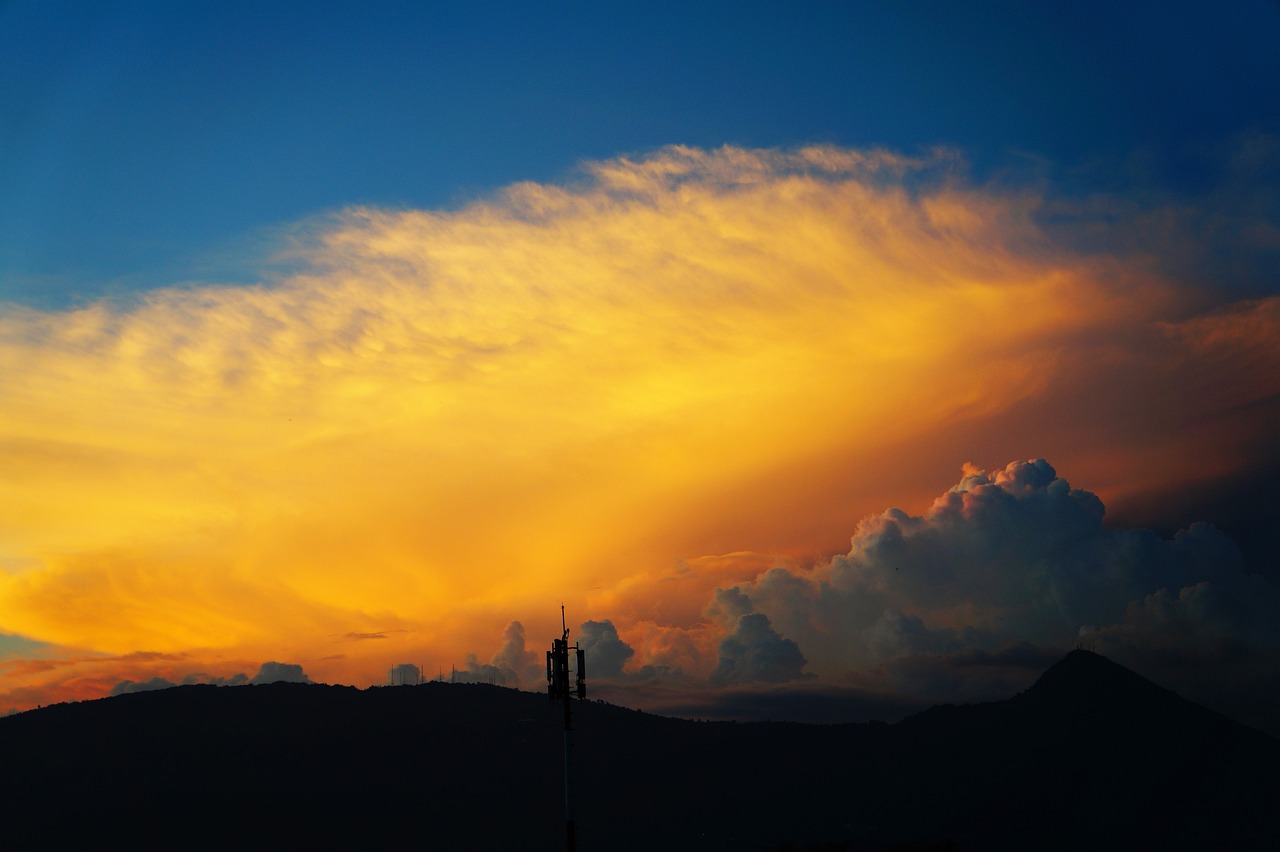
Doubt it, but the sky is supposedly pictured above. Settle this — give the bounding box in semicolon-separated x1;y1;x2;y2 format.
3;1;1280;733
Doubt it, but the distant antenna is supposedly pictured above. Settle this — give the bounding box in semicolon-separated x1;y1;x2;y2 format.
386;662;423;686
548;605;587;852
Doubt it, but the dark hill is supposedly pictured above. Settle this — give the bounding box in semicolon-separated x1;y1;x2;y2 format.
1;651;1276;850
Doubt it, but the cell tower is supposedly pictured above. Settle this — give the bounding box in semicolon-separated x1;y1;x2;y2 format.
547;605;586;852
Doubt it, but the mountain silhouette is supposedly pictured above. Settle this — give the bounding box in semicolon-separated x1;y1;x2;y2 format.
2;650;1275;850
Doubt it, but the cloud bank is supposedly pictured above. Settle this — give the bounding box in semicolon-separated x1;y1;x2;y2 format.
584;461;1279;731
711;462;1274;692
108;662;307;698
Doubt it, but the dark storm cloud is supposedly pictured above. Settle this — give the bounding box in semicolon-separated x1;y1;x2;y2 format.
709;613;808;687
1081;574;1280;734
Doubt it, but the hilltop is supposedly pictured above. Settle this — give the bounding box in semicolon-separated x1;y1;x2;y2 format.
2;650;1276;850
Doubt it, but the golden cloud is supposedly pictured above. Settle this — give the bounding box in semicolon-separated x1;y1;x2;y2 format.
1;145;1276;705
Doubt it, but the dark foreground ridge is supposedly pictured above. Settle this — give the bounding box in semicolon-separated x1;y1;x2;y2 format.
2;650;1276;850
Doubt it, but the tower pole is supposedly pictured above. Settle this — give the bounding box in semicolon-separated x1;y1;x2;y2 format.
549;605;583;852
561;605;576;852
564;691;575;851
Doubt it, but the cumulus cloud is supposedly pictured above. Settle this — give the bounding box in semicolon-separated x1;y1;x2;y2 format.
709;613;808;687
707;587;754;626
684;459;1280;727
250;662;312;685
490;621;536;685
578;619;635;678
726;461;1239;665
454;621;538;687
111;668;253;696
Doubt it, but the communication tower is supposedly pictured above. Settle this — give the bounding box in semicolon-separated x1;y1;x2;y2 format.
547;606;586;852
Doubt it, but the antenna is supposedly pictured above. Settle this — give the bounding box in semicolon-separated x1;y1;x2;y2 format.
548;607;587;852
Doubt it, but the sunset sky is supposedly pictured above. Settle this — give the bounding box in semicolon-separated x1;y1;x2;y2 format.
3;2;1280;733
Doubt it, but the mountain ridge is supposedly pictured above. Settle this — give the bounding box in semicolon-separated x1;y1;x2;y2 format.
2;650;1276;850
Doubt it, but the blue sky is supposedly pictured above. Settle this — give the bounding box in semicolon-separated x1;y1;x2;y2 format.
4;1;1278;307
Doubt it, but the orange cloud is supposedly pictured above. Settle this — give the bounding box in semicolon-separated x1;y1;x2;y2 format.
2;144;1276;710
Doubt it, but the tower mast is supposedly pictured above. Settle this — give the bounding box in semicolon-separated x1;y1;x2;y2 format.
547;605;586;851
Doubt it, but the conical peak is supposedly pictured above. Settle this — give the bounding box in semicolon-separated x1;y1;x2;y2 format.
1023;649;1169;708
